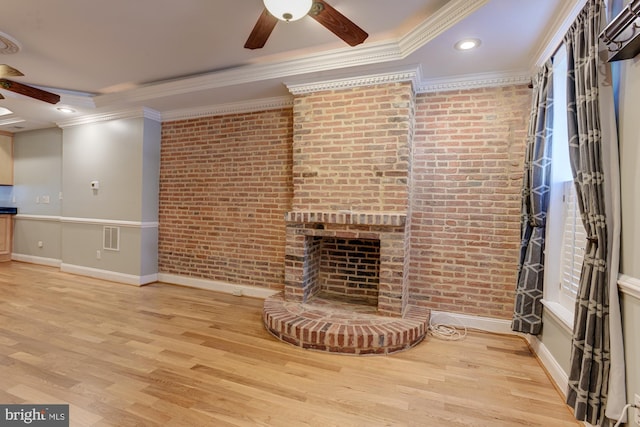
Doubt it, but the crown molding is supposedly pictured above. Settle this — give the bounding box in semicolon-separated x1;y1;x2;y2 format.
70;69;532;126
398;0;488;55
57;90;97;109
162;96;294;122
530;0;587;69
417;70;531;93
57;107;160;128
285;66;422;95
0;116;26;127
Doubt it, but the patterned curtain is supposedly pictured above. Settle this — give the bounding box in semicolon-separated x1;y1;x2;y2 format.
564;0;620;424
511;61;553;335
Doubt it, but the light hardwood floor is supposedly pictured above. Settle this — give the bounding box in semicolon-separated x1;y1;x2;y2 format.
0;261;578;426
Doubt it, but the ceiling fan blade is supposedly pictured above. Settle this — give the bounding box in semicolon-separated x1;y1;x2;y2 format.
0;64;24;78
244;9;279;49
310;0;368;47
0;79;60;104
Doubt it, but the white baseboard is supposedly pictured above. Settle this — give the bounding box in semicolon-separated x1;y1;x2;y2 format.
12;253;62;268
157;273;280;299
60;263;157;286
525;335;569;398
430;310;514;334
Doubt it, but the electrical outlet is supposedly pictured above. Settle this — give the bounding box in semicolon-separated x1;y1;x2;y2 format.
634;394;640;425
96;250;101;260
232;287;243;297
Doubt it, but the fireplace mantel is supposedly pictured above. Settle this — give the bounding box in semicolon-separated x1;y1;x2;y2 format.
285;211;406;227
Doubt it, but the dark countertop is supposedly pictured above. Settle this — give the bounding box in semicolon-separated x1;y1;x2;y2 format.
0;207;17;215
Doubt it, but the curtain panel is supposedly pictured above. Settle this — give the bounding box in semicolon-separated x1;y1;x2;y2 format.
564;0;626;424
511;61;553;335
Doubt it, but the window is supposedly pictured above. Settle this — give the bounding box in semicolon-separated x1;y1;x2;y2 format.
559;181;586;304
542;45;586;328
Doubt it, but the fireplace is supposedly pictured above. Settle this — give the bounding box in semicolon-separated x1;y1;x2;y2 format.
263;79;429;354
263;210;428;354
283;211;408;317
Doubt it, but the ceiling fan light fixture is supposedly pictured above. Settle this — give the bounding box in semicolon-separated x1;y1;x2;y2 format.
263;0;313;22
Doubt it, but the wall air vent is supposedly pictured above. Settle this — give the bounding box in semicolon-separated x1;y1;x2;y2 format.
103;226;120;251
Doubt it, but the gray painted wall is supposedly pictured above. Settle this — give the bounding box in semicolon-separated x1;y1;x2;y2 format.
141;118;161;223
62;118;145;221
11;115;160;280
12;128;63;261
14;128;63;216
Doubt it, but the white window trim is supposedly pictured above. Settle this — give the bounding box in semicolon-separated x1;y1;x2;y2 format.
541;299;573;332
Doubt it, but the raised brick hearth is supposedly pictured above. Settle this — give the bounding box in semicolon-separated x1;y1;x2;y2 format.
263;292;429;355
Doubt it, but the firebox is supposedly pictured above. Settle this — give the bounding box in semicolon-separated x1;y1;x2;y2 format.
283;211;408;317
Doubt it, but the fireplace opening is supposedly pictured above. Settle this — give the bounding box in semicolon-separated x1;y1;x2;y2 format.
314;237;380;306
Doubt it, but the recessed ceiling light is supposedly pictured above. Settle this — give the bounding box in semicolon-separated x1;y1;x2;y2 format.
57;107;76;114
455;39;481;51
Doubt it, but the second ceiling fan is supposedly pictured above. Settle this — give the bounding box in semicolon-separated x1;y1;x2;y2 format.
245;0;368;50
0;64;60;104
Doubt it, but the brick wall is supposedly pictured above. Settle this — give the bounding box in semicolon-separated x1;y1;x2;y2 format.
158;84;531;320
292;82;413;212
409;85;531;318
159;109;293;289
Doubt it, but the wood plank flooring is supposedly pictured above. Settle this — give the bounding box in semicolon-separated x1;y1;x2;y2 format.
0;262;579;426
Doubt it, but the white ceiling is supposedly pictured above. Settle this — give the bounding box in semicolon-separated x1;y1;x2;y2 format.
0;0;582;133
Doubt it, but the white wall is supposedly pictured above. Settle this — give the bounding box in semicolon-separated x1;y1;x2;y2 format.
617;52;640;411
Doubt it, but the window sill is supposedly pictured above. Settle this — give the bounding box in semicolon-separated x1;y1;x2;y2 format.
541;299;574;333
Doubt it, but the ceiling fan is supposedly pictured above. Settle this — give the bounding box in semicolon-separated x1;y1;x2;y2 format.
245;0;368;50
0;64;60;104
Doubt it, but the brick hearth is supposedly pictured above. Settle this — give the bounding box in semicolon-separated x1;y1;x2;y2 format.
263;292;429;355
